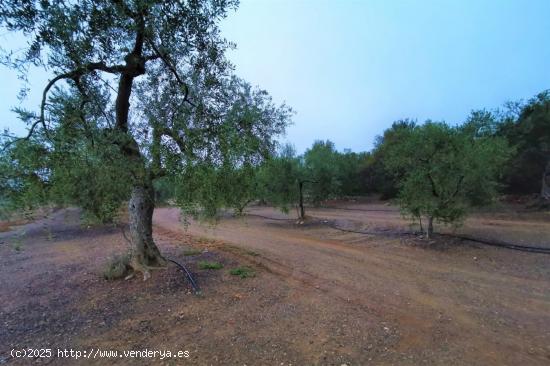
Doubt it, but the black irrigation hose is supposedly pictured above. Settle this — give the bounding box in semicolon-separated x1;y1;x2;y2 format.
247;213;550;255
438;233;550;255
329;223;550;255
324;223;409;238
318;206;397;213
322;207;550;253
244;213;296;221
167;258;201;293
323;222;380;235
328;222;550;254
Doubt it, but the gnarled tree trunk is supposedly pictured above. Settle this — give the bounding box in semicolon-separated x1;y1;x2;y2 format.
542;160;550;200
298;180;305;220
128;183;165;280
427;216;434;239
110;21;166;279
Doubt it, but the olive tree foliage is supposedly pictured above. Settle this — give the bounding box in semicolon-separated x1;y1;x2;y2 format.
303;140;340;204
0;137;50;219
300;140;370;206
0;0;292;278
149;76;292;219
256;144;304;217
384;121;511;238
1;90;131;223
337;149;369;197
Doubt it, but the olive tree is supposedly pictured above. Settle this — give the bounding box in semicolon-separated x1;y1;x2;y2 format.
302;140;341;204
0;0;291;279
384;121;511;238
256;144;310;219
258;141;367;219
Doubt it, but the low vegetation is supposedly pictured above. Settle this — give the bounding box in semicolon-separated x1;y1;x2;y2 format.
11;241;23;252
229;266;256;279
198;261;224;270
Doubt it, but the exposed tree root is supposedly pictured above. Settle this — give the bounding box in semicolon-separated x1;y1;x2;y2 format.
129;254;167;281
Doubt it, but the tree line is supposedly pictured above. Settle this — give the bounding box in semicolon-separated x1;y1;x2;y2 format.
2;88;548;241
220;90;549;237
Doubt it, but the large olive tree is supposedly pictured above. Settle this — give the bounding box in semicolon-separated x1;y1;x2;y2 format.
384;121;511;238
0;0;291;279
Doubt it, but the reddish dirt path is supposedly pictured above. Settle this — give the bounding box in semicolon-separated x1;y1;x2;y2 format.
154;205;550;365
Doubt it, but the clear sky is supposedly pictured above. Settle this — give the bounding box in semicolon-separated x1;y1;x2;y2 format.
2;0;550;152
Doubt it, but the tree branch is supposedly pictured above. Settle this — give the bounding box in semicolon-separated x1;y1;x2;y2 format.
451;175;465;198
0;119;42;152
146;40;196;107
159;127;187;153
427;172;439;198
2;59;130;151
111;0;138;19
143;54;161;61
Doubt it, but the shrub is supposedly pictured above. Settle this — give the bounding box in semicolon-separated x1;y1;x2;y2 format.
198;261;223;270
229;266;256;278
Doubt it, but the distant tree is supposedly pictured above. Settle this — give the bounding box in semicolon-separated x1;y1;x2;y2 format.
336;149;369;196
0;0;291;279
462;109;499;138
303;140;340;204
362;119;416;198
384;121;511;238
256;144;308;218
153;176;175;206
496;91;550;199
461;110;510;205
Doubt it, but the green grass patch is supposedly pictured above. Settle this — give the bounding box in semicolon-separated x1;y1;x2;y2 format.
198;261;223;270
229;266;256;278
182;249;202;256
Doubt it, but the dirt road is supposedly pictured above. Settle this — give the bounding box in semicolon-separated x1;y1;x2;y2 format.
154;204;550;365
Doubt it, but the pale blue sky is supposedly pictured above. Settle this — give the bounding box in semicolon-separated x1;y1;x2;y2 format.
2;0;550;152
